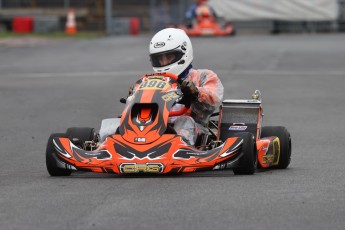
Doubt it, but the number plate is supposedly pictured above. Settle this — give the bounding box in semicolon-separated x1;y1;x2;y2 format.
139;79;168;90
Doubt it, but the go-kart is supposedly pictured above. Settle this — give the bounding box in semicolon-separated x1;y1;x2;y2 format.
46;72;291;176
179;4;235;36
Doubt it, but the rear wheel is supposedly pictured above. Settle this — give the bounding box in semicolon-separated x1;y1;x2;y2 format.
46;133;72;176
66;127;95;148
233;132;257;175
229;27;236;36
261;126;291;169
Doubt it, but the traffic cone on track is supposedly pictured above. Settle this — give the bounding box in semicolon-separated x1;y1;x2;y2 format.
65;9;77;35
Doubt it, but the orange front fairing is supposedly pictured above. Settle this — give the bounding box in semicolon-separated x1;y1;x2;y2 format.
119;76;181;144
53;134;244;174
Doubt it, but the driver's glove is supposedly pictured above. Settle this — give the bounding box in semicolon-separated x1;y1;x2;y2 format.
180;80;199;108
181;80;199;101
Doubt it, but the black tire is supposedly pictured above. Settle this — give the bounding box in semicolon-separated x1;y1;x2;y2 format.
66;127;95;148
233;132;257;175
230;28;236;36
46;133;72;176
261;126;291;169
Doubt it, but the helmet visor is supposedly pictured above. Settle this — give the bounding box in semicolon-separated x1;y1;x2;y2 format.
150;50;184;68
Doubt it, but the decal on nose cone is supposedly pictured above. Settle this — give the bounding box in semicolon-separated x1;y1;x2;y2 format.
120;163;164;173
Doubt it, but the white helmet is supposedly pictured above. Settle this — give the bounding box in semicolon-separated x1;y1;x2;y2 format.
149;28;193;77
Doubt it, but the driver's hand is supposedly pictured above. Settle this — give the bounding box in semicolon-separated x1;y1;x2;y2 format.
181;80;199;101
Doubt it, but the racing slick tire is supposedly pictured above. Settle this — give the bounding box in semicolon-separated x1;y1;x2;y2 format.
66;127;95;148
46;133;72;176
232;132;257;175
261;126;291;169
228;27;236;36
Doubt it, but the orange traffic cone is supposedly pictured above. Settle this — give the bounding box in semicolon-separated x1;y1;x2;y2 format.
65;9;77;35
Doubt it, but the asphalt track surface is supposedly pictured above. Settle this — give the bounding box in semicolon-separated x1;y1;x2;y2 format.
1;34;345;230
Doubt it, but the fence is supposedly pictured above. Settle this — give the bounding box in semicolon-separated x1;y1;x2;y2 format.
0;0;345;34
0;0;94;8
0;0;193;33
339;0;345;31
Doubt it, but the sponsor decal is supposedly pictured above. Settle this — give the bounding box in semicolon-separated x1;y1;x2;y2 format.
66;164;77;170
262;155;274;164
145;74;165;78
214;163;227;170
76;149;112;160
154;42;165;48
229;125;247;131
162;92;179;102
134;137;146;143
173;148;218;159
120;163;164;173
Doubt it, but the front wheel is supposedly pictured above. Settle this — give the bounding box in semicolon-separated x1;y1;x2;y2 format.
261;126;291;169
233;132;257;175
46;133;72;176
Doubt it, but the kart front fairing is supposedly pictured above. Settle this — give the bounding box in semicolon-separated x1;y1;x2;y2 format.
119;75;182;144
53;133;243;174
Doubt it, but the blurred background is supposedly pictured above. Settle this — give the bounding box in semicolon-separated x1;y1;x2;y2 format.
0;0;344;36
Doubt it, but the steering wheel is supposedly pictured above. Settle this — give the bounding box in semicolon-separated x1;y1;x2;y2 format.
145;72;189;117
145;72;178;81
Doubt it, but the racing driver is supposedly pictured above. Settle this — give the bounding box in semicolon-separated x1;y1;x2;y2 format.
186;0;218;27
130;28;224;146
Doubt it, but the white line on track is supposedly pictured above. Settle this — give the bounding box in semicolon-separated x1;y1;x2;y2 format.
1;69;345;78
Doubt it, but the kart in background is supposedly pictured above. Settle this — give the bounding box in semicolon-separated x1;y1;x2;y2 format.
179;4;235;36
46;72;291;176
